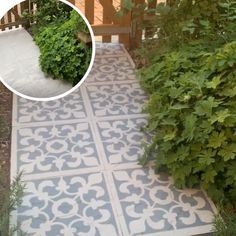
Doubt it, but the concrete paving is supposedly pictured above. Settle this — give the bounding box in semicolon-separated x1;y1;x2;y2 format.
0;28;72;99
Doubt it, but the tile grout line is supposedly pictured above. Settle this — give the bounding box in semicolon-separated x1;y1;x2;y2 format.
81;65;139;236
80;81;130;235
12;113;149;129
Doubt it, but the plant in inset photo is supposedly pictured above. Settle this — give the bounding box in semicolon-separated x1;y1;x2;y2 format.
0;0;93;99
30;0;92;86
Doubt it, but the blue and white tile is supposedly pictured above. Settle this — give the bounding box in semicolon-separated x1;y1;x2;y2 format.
95;43;127;56
16;123;100;175
96;118;149;164
18;172;119;236
85;56;136;83
111;168;216;236
15;88;86;124
85;83;147;117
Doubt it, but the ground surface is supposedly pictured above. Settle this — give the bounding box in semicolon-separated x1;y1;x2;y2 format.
11;44;217;236
0;28;72;99
0;82;12;208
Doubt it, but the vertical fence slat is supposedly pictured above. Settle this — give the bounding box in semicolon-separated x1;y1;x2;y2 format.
85;0;95;24
131;0;145;48
20;0;29;13
103;0;113;42
7;11;12;29
0;15;5;31
119;1;132;48
145;0;157;38
118;10;131;47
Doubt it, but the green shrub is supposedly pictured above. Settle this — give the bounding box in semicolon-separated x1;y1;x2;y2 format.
138;0;236;207
30;0;72;34
139;40;236;207
34;10;92;85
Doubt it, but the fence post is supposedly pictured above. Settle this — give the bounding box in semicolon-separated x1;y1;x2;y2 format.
103;0;113;42
118;1;132;48
131;0;145;49
145;0;157;38
85;0;94;24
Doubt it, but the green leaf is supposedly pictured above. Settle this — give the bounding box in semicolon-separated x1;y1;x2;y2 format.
170;103;189;110
195;96;220;117
122;0;135;10
209;109;231;124
201;168;217;184
199;149;216;166
181;114;197;141
218;143;236;161
208;131;226;149
206;76;222;89
163;130;176;142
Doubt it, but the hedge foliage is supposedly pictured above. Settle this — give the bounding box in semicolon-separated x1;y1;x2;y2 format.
138;0;236;207
31;0;92;85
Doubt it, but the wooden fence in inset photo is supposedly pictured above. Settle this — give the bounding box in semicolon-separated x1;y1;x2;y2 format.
0;1;32;31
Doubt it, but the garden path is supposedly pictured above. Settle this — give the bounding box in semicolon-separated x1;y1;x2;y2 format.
11;44;217;236
0;28;72;98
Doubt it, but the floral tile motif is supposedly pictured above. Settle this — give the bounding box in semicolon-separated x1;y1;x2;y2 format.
86;83;147;117
97;118;149;164
112;168;215;236
12;44;216;236
17;123;100;175
95;43;127;56
18;173;119;236
86;56;136;83
16;89;86;124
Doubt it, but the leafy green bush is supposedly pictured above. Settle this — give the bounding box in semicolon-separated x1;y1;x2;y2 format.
140;41;236;206
34;10;92;85
138;0;236;207
30;0;72;34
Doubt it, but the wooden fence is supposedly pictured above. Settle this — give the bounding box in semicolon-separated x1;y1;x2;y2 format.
76;0;165;48
0;0;165;48
0;1;32;31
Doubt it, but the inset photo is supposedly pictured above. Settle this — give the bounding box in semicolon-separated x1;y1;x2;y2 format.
0;0;95;101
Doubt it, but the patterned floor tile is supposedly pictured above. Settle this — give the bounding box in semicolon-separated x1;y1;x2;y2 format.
18;172;119;236
86;83;147;117
111;168;215;236
16;89;86;124
86;56;136;83
97;117;149;164
16;123;100;175
95;43;127;56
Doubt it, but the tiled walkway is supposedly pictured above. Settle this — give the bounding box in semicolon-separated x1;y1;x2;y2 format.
11;44;217;236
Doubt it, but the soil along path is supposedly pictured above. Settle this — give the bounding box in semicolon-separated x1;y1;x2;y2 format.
0;28;72;98
11;44;217;236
